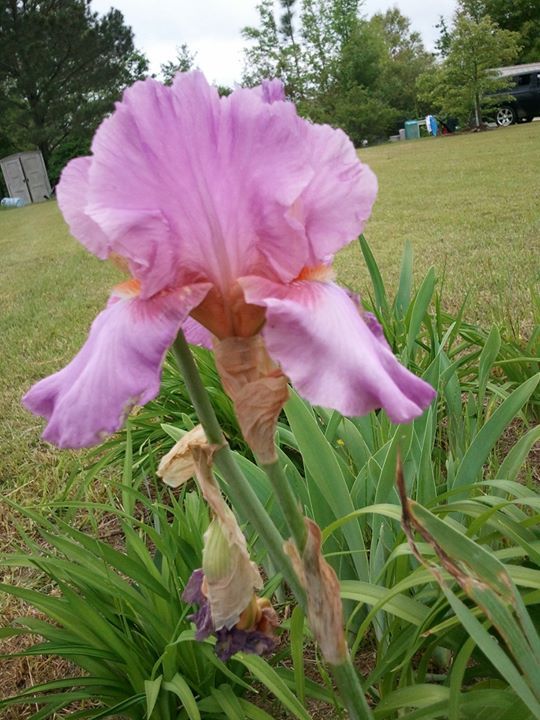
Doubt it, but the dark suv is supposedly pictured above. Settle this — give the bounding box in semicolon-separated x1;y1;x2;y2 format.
488;63;540;127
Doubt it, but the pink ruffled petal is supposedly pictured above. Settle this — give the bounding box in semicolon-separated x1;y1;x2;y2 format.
56;157;110;260
57;71;377;301
240;277;436;423
299;123;378;264
84;72;313;292
23;283;211;448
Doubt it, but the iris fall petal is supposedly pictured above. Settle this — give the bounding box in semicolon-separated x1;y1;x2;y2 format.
23;283;210;448
240;276;436;423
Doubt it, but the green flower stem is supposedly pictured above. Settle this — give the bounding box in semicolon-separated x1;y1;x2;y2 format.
259;459;307;552
172;331;373;719
171;331;306;604
260;462;374;720
330;655;375;720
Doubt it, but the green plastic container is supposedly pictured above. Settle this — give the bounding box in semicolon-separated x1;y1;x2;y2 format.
404;120;420;139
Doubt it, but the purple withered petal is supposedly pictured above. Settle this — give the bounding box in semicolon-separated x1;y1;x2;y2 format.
215;627;277;662
183;569;278;660
190;603;214;641
182;568;206;604
182;569;215;640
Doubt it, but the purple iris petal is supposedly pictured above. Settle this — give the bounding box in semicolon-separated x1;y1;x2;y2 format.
22;284;210;448
182;569;215;640
215;627;277;662
182;568;206;604
183;569;277;660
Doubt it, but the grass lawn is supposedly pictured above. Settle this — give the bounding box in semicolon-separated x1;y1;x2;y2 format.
0;122;539;720
337;121;540;329
0;202;122;499
1;122;539;499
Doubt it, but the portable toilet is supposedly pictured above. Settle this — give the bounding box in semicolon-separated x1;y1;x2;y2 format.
404;120;420;140
0;150;52;203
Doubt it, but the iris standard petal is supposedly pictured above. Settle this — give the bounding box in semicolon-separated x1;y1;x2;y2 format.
240;277;436;423
83;72;314;292
23;283;211;448
259;78;287;103
299;122;378;264
56;157;110;260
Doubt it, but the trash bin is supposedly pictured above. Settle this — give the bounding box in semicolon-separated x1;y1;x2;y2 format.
404;120;420;140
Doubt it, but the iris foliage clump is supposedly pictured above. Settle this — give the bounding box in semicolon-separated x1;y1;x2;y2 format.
2;238;539;719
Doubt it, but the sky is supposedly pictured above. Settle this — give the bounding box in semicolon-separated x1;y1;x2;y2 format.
91;0;457;86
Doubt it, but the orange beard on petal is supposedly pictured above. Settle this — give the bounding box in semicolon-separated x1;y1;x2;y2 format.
113;277;142;298
190;282;266;339
295;263;336;283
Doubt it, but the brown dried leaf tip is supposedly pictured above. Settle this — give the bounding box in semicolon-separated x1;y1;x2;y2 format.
285;518;347;664
213;335;289;464
396;456;516;613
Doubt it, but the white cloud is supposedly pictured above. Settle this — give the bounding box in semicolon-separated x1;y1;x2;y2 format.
91;0;457;85
362;0;456;50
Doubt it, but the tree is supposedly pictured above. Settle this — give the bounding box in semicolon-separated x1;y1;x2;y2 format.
241;0;360;100
242;1;284;86
160;43;197;85
299;0;359;95
278;0;303;90
459;0;540;62
418;10;521;127
241;1;434;143
0;0;147;181
368;9;435;121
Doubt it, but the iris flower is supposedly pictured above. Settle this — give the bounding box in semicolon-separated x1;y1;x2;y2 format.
23;71;435;448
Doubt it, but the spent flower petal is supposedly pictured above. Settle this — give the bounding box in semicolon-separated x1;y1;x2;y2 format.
158;425;277;657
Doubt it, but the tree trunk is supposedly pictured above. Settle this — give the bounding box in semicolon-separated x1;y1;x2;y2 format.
474;92;481;129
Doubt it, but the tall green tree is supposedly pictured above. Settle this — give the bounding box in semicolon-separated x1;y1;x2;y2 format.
418;9;521;127
160;43;197;85
241;1;289;89
460;0;540;62
299;0;359;94
241;0;360;100
0;0;147;180
241;1;433;143
369;9;434;120
308;19;394;144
